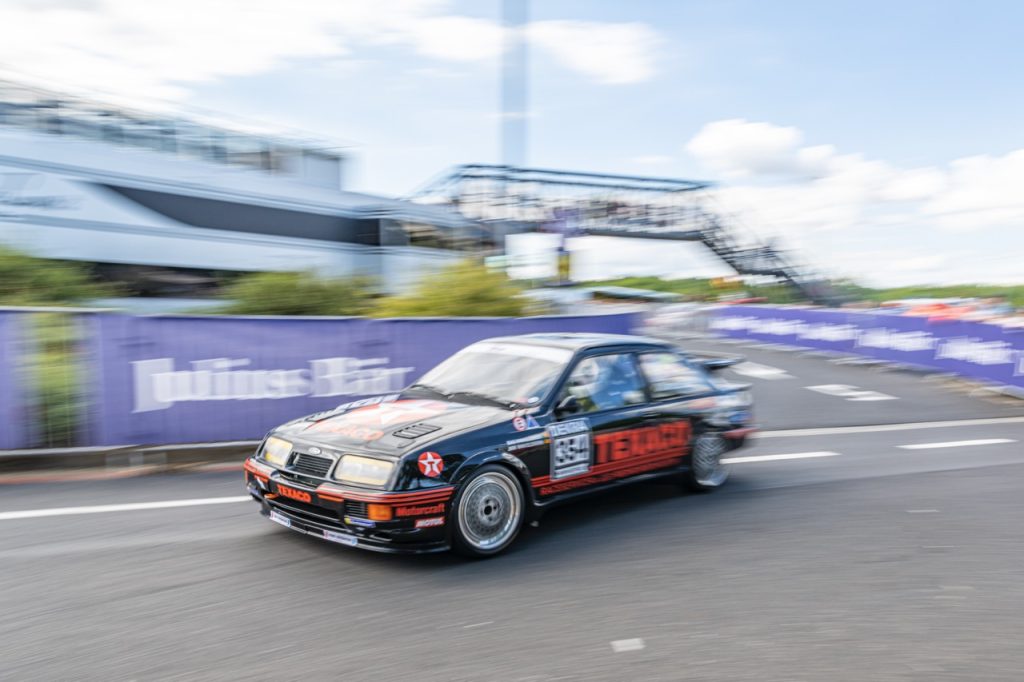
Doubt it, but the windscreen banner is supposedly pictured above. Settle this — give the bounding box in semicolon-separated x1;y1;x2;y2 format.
709;305;1024;392
83;312;639;446
0;311;31;450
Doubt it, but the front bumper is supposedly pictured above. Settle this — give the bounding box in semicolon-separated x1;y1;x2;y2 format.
245;458;452;554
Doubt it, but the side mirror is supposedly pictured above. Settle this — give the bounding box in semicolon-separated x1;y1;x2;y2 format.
555;394;580;417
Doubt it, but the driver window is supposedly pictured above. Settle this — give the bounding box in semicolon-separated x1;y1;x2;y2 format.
559;353;646;413
639;352;711;399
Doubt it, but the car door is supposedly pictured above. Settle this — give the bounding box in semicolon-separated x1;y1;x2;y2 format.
635;350;719;454
532;350;663;500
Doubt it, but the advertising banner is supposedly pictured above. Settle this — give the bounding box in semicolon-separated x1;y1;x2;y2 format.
0;311;30;450
84;312;639;446
709;305;1024;391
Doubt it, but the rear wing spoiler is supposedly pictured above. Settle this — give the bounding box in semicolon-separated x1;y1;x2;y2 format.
688;353;744;372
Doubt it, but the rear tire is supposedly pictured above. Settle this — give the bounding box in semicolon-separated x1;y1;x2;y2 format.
683;433;730;492
450;464;525;558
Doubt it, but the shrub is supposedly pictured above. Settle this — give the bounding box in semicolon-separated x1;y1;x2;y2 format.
373;260;528;317
219;271;377;316
0;247;110;305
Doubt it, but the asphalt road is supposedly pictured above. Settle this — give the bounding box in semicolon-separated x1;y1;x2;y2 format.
2;345;1023;681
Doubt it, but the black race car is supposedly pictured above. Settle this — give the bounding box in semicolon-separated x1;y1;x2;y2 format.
244;333;754;557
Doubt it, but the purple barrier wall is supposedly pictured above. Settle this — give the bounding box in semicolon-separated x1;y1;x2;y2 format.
84;312;640;446
709;305;1024;391
0;311;30;450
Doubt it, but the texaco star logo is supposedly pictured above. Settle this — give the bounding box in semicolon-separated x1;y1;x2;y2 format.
418;451;444;478
350;400;449;427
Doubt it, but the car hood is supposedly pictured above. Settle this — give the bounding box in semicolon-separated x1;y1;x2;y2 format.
274;395;508;459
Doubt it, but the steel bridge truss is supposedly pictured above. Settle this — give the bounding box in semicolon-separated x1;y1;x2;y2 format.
410;164;838;304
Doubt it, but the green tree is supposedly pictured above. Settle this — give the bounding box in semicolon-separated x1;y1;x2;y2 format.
220;271;377;316
0;247;109;305
374;260;528;317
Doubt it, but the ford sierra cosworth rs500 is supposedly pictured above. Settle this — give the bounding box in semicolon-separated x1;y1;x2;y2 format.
244;333;754;557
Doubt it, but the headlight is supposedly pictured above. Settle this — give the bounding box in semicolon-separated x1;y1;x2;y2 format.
334;455;394;486
262;436;293;467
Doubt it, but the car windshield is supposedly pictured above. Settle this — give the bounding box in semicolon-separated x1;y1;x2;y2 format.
412;341;573;407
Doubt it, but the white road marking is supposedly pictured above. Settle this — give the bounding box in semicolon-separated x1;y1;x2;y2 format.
463;622;494;629
757;416;1024;438
611;639;645;653
722;451;840;464
0;496;252;521
906;509;940;513
806;384;897;401
730;361;793;380
898;438;1016;450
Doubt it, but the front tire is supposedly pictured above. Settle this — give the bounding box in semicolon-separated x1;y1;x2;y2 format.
683;433;730;492
450;464;525;557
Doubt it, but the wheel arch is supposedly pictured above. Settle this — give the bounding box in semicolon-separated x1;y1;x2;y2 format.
453;450;540;516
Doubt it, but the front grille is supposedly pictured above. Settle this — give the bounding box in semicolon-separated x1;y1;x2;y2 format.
290;452;333;477
345;500;369;518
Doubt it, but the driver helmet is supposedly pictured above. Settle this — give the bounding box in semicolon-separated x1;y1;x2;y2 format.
569;357;604;398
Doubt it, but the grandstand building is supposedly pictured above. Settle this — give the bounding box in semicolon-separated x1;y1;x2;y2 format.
0;80;482;296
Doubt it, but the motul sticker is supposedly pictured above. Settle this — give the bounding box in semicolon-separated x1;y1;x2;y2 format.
323;530;358;546
415;517;445;528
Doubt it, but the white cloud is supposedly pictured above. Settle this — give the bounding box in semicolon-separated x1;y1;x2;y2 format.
921;151;1024;232
685;119;804;177
683;118;1024;285
0;1;663;107
528;20;661;85
630;154;673;166
412;16;504;62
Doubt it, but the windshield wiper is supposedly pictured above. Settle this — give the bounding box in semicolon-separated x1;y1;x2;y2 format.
406;383;453;399
445;391;520;410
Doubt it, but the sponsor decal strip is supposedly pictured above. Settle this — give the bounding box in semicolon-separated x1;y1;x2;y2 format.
533;420;695;492
315;484;454;504
276;484;313;503
533;448;686;486
395;503;446;517
534;452;684;496
533;446;689;489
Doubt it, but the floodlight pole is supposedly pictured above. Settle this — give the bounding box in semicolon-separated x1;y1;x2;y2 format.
501;0;528;169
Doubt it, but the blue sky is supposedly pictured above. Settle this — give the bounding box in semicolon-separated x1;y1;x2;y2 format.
1;0;1022;286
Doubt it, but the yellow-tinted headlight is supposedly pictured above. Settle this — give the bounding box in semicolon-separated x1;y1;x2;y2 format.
262;436;293;467
334;455;393;486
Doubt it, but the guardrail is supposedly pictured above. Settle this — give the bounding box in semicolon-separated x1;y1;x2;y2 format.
707;305;1024;397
